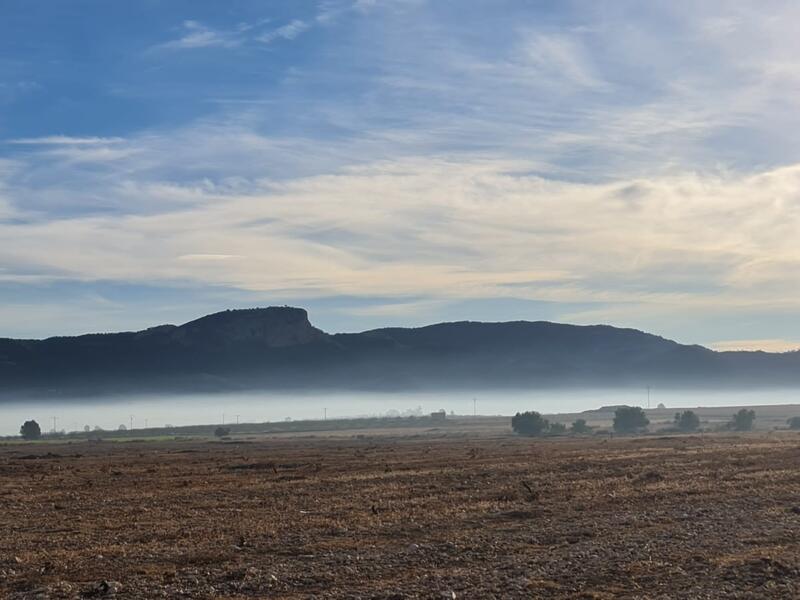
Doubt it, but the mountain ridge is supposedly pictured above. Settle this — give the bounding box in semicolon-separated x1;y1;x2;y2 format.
0;306;797;398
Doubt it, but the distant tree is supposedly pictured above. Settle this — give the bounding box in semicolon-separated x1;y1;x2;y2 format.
118;424;127;431
788;416;800;430
214;426;231;438
93;425;103;431
571;419;591;434
549;422;567;434
674;410;700;432
613;406;649;433
731;409;756;432
511;411;550;436
84;425;91;433
657;403;666;410
19;420;42;440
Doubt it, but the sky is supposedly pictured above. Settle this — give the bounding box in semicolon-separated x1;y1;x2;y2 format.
1;0;799;351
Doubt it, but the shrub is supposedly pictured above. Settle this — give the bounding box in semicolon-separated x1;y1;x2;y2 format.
731;409;755;432
674;410;700;432
511;411;549;436
613;406;649;433
19;420;41;440
214;426;231;438
788;416;800;430
549;422;567;434
571;419;591;434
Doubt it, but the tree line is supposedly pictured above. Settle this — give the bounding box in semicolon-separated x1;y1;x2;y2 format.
512;406;764;436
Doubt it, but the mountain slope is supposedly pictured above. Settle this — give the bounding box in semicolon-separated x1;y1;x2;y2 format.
0;307;797;398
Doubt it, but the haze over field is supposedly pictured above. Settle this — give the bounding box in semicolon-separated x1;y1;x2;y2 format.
1;1;800;353
2;305;799;435
4;389;800;438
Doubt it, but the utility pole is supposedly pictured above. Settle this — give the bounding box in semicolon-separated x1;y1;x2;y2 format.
129;415;134;430
235;414;240;425
52;416;57;433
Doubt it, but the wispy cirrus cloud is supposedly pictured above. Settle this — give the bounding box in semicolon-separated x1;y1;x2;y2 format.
156;20;245;50
258;20;312;44
7;136;125;146
152;1;371;53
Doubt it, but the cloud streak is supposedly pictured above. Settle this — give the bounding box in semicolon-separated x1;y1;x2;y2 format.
258;20;311;44
7;136;126;146
156;20;245;50
2;158;799;316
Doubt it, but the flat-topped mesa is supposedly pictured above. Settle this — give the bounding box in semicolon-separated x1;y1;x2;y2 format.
3;307;800;398
170;307;327;348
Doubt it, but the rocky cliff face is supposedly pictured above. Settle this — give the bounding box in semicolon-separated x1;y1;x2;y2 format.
170;307;327;348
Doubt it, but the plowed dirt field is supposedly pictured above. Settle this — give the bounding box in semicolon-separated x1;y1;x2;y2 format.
2;430;800;598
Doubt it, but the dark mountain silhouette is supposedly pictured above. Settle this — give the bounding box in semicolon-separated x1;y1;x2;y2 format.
0;306;798;398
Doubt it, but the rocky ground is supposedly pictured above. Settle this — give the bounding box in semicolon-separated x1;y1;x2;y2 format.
2;429;800;598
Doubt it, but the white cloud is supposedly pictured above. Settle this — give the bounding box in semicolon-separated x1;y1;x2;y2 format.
8;136;125;145
258;20;311;44
158;20;242;50
156;9;328;53
520;33;608;91
42;146;139;164
2;158;800;319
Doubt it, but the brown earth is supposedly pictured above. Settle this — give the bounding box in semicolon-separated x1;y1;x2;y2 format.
2;427;800;599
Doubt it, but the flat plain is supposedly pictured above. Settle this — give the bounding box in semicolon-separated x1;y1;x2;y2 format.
3;422;800;598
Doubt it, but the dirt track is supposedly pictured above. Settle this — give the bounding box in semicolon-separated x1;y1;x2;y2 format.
2;430;800;598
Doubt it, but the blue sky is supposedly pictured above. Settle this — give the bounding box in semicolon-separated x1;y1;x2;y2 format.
1;0;800;350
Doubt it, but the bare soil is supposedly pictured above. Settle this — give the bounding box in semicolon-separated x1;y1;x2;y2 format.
3;427;800;598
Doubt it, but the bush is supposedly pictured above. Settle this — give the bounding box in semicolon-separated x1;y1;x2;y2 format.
214;426;231;438
19;420;41;440
613;406;649;433
731;409;755;432
512;411;549;436
674;410;700;432
571;419;591;434
549;422;567;434
788;416;800;430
